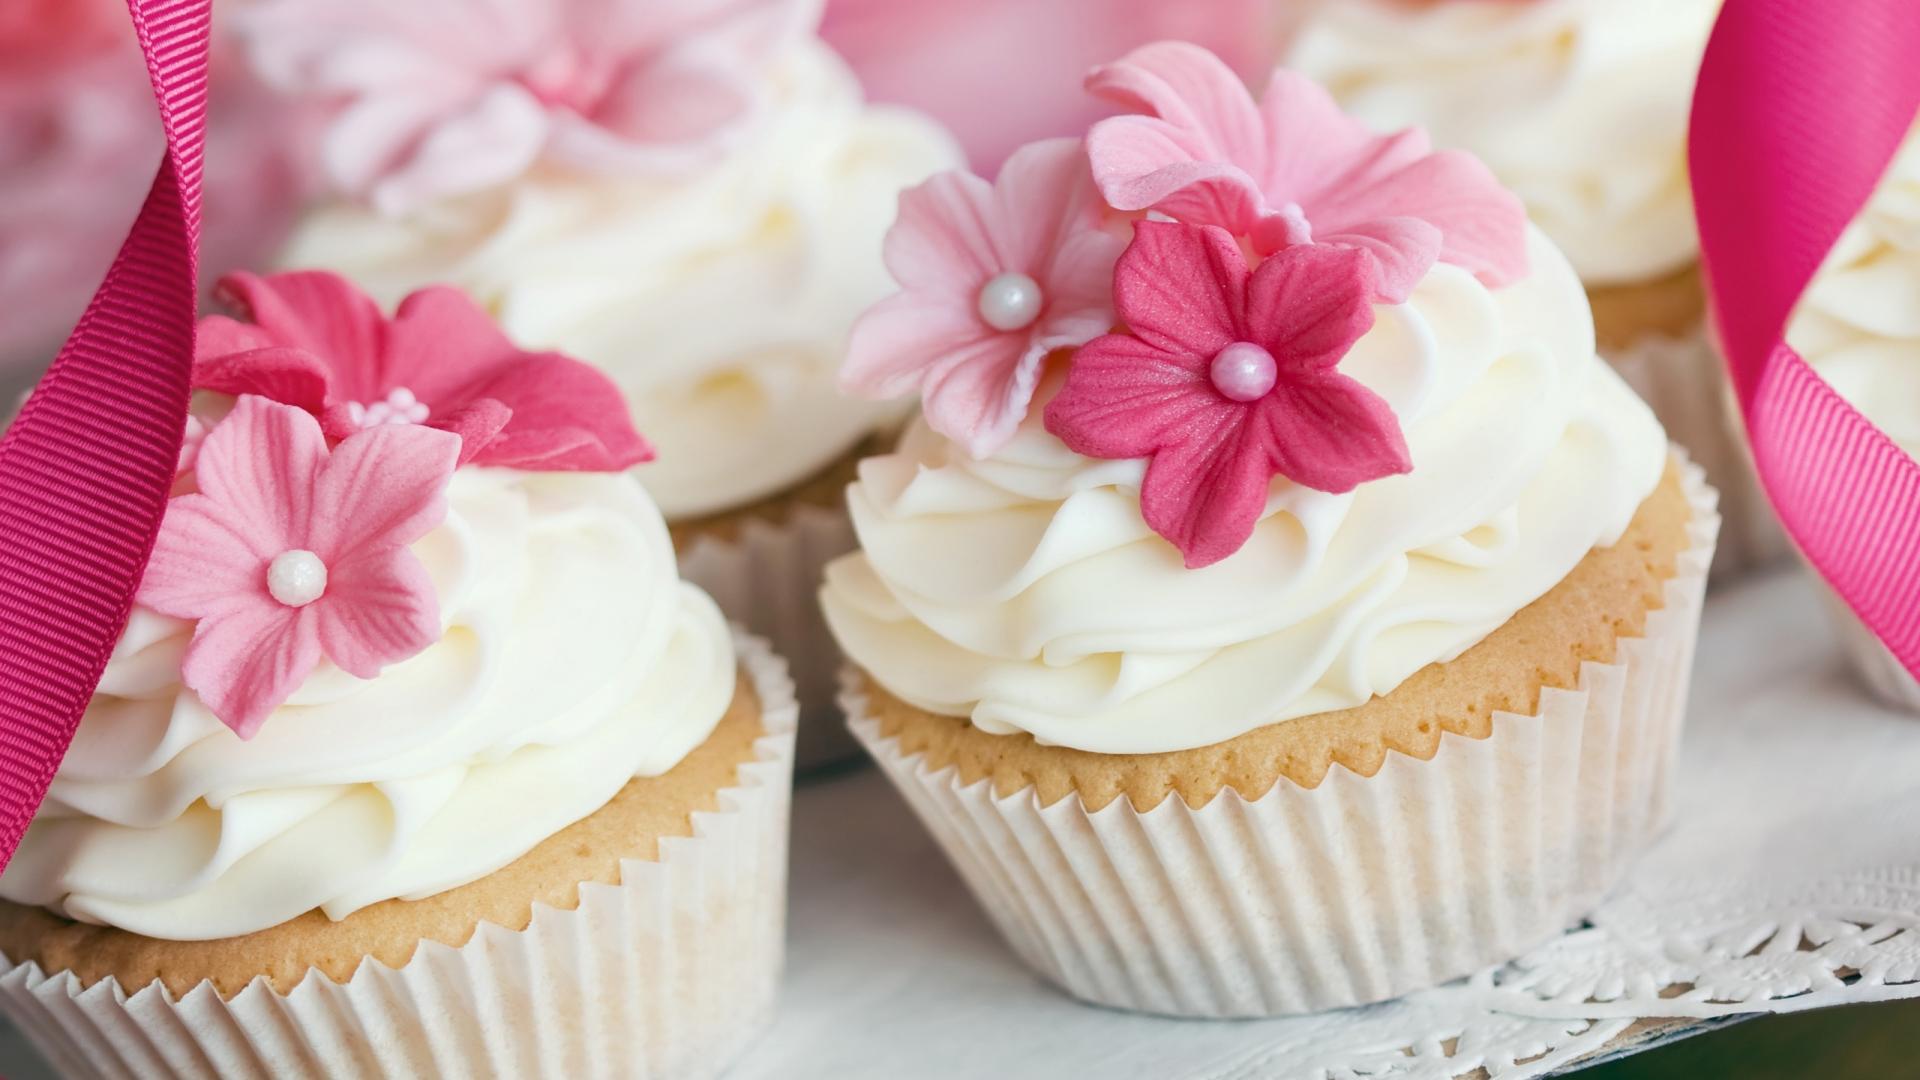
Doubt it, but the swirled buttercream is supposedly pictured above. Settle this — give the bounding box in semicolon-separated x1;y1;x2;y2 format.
279;40;961;518
1786;121;1920;459
0;464;736;940
821;227;1667;754
1286;0;1720;287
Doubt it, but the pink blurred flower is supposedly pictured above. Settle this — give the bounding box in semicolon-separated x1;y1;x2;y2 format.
820;0;1279;172
242;0;814;213
1086;41;1528;303
139;395;459;737
841;138;1123;459
195;270;651;471
0;0;312;374
1045;222;1407;568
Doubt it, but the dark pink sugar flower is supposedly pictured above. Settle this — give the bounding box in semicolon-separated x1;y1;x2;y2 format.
1045;220;1410;568
139;397;459;738
1084;41;1528;303
194;271;651;471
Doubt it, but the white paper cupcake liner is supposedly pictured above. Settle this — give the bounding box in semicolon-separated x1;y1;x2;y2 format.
1818;587;1920;715
847;457;1719;1018
678;500;859;772
1605;326;1789;582
0;628;799;1080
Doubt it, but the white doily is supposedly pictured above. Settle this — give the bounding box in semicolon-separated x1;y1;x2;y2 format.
3;571;1915;1079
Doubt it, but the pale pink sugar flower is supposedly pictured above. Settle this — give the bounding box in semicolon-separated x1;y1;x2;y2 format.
1085;41;1528;303
242;0;816;213
138;396;461;739
841;137;1125;459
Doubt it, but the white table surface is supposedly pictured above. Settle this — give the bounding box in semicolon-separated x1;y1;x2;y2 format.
0;569;1872;1078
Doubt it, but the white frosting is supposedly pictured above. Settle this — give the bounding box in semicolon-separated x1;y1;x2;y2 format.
1287;0;1720;287
1787;121;1920;459
1;466;737;941
280;40;961;519
822;227;1667;754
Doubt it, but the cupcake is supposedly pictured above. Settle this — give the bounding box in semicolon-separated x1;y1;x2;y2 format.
1285;0;1781;579
0;273;798;1077
824;43;1718;1016
1785;121;1920;712
236;0;962;765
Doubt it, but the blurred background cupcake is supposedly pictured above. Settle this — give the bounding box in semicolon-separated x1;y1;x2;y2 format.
235;0;961;765
0;0;310;386
825;43;1718;1016
1784;119;1920;712
0;273;798;1078
1285;0;1784;580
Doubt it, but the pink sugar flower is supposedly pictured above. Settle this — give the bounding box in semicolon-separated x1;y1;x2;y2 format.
242;0;813;212
1085;41;1527;303
1045;221;1410;569
139;396;460;738
194;271;651;471
841;137;1125;458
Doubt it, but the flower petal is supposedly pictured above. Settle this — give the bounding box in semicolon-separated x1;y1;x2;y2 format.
1110;220;1245;357
1244;243;1378;373
1307;218;1443;306
138;494;273;621
1044;331;1217;461
212;273;390;403
379;284;527;403
313;544;441;680
190;396;327;558
993;137;1098;278
884;168;1008;296
1085;115;1268;229
307;421;460;562
369;83;549;215
1255;374;1412;494
1256;70;1407;201
841;290;1000;400
191;346;333;414
1085;41;1272;229
461;354;653;470
916;333;1038;459
430;398;515;467
1315;149;1530;289
180;603;322;739
568;40;755;165
1087;40;1268;169
1137;407;1272;569
1039;212;1127;321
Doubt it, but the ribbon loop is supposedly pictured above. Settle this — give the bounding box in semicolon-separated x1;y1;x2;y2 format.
0;0;206;871
1691;0;1920;680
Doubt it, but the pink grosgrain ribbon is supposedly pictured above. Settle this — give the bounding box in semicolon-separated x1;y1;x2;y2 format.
0;0;203;871
1691;0;1920;680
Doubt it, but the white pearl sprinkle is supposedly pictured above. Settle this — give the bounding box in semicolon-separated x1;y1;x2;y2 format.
349;386;431;430
267;549;328;608
976;272;1044;332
